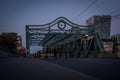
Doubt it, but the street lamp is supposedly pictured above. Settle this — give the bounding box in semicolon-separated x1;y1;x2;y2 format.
85;34;89;37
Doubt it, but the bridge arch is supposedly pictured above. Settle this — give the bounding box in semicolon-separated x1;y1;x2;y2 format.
26;17;104;58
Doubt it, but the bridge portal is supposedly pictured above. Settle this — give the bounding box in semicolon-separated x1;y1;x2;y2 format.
26;17;104;58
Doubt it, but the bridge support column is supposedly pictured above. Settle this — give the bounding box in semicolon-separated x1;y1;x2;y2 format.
26;25;30;57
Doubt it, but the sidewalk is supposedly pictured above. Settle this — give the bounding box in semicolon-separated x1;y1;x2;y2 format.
0;58;100;80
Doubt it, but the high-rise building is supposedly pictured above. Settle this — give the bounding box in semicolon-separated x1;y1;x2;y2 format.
86;15;111;39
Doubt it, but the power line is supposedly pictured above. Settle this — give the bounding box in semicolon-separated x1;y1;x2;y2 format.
72;0;98;21
112;17;120;21
109;8;120;15
111;8;120;21
112;13;120;18
111;12;120;21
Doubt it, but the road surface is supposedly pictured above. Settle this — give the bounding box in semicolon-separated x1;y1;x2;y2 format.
45;58;120;80
0;49;120;80
0;58;99;80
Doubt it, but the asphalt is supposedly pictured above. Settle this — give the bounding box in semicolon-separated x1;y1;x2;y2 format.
0;58;100;80
44;58;120;80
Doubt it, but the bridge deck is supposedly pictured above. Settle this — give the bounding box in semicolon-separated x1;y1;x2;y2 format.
0;58;99;80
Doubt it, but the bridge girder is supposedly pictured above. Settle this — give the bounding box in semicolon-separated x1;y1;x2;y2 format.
26;17;104;57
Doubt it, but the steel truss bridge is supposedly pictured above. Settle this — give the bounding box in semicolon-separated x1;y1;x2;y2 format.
26;17;104;58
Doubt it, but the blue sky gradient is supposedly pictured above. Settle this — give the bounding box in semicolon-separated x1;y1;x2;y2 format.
0;0;120;49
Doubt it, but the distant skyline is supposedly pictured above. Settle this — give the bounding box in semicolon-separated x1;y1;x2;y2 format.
0;0;120;48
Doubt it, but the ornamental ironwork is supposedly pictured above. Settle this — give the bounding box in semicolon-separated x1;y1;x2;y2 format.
26;17;104;57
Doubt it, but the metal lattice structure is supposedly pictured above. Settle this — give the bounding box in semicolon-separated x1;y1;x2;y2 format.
26;17;104;57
